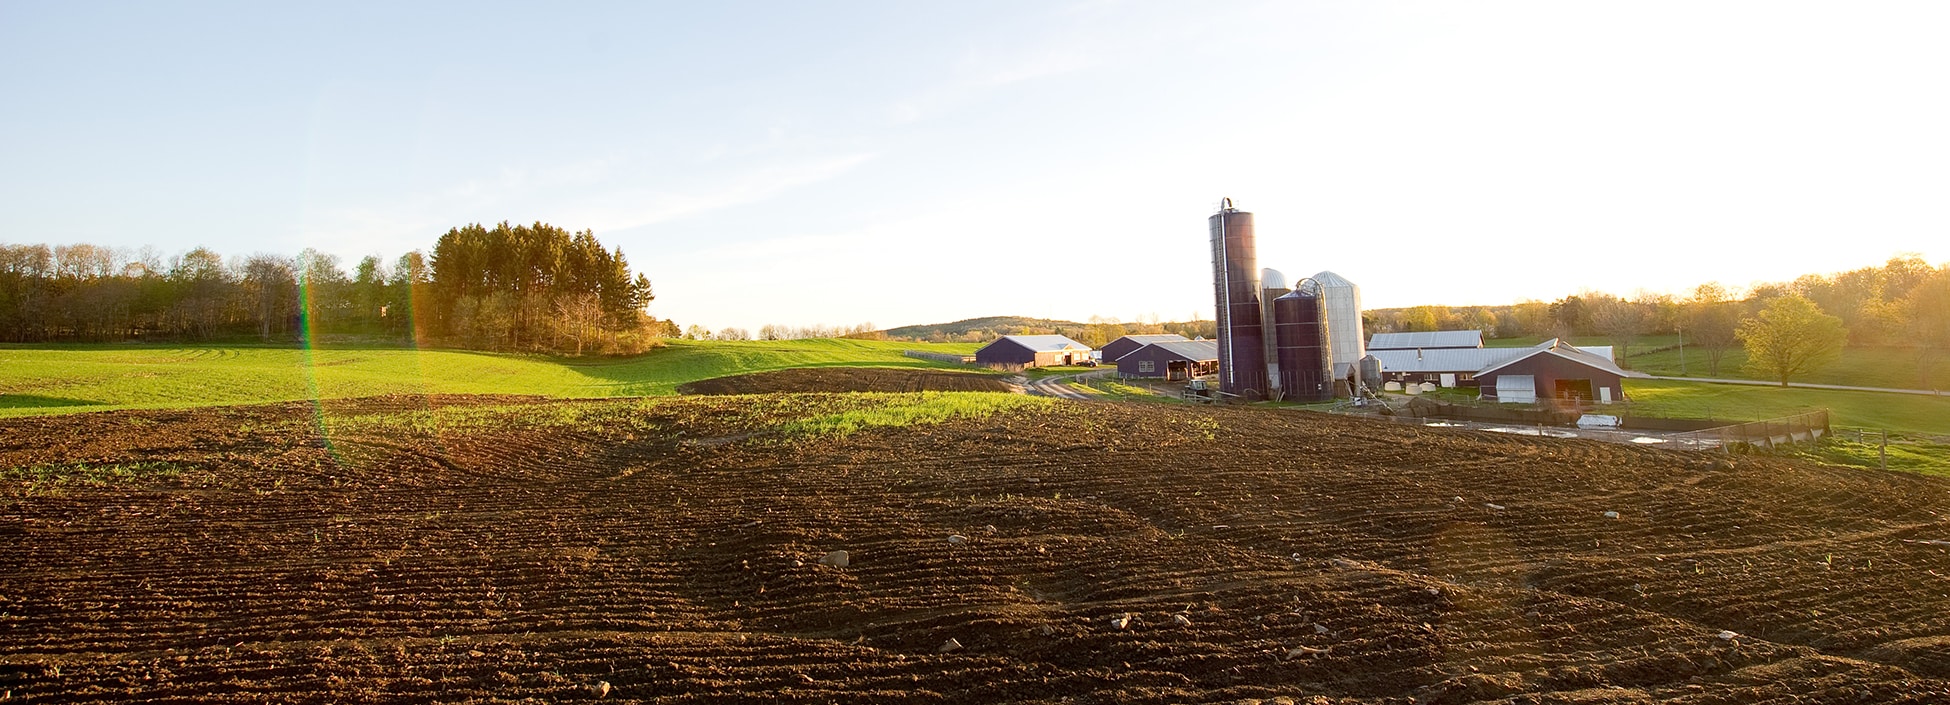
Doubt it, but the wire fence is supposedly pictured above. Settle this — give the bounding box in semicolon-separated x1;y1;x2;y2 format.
1834;425;1950;445
1669;409;1830;451
903;350;975;365
1337;406;1835;453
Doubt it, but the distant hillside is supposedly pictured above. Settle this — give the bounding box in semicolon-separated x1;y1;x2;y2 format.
884;316;1216;347
882;317;1085;342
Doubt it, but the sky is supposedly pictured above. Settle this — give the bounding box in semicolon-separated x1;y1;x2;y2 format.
3;1;1947;332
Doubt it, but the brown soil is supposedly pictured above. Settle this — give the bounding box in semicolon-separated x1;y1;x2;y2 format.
677;367;1011;395
3;395;1949;703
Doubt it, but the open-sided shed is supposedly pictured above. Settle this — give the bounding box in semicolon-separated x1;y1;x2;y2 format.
1116;339;1219;381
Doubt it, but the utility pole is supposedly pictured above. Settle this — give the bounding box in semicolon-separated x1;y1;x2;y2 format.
1676;320;1686;376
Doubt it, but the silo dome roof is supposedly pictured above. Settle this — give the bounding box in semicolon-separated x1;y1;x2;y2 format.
1312;270;1355;288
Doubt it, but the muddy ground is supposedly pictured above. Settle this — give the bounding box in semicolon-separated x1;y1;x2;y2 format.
677;368;1011;395
3;394;1950;703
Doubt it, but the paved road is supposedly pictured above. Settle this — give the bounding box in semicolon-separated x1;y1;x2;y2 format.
1647;376;1947;397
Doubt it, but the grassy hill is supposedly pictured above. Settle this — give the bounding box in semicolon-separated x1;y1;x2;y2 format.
0;339;982;418
881;316;1084;341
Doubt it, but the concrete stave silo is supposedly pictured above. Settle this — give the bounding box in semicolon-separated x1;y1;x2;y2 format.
1209;200;1266;399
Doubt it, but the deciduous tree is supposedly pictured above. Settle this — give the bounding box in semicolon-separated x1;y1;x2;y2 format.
1683;283;1743;377
1901;266;1950;389
1737;294;1846;387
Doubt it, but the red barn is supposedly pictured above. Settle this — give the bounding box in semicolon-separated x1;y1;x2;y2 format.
1116;339;1219;381
974;335;1091;370
1474;341;1634;405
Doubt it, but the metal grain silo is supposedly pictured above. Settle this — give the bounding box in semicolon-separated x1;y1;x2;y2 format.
1259;268;1290;394
1209;199;1266;399
1311;270;1365;382
1358;355;1383;394
1273;278;1334;402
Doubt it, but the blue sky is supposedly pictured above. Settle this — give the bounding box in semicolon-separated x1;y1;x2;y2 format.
4;1;1947;331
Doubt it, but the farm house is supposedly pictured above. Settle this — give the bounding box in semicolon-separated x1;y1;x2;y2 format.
1115;339;1218;381
973;335;1092;370
1099;334;1189;363
1474;340;1635;405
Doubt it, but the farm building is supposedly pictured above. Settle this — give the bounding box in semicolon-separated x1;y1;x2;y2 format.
1368;330;1484;350
1100;334;1190;363
1116;339;1219;381
1475;340;1636;405
974;335;1092;370
1366;338;1626;396
1365;347;1517;388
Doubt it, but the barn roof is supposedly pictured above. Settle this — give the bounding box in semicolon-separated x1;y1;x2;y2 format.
1129;339;1218;362
991;335;1090;352
1368;330;1484;350
1366;338;1629;376
1474;339;1646;379
1367;347;1516;374
1106;334;1189;359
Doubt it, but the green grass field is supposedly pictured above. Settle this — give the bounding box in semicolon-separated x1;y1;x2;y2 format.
0;339;981;418
1625;344;1947;390
1622;379;1950;436
1487;333;1947;390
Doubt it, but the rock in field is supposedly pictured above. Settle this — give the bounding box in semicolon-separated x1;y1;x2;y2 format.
819;550;850;568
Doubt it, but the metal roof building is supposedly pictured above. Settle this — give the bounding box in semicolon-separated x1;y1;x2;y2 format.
1115;339;1219;381
1368;339;1622;388
1476;340;1643;405
973;335;1092;369
1368;330;1484;350
1100;334;1190;363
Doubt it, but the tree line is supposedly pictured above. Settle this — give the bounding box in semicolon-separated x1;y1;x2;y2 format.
880;315;1218;348
1363;255;1950;387
674;322;887;342
0;222;677;355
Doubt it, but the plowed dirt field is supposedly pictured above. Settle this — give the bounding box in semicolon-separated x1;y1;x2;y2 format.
677;368;1010;395
4;394;1950;703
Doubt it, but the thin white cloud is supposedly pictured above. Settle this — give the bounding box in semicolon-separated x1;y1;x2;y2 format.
575;152;876;232
892;42;1105;124
296;152;876;258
